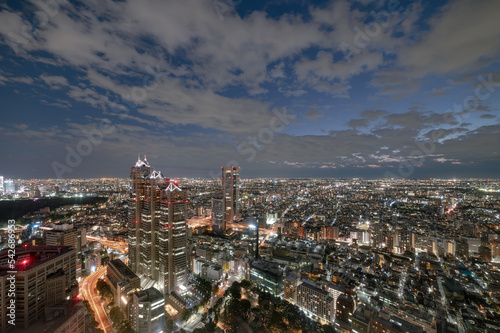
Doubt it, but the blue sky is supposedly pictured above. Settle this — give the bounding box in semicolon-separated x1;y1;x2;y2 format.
0;0;499;179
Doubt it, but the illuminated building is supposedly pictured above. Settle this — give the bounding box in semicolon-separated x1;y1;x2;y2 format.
250;259;283;295
284;271;300;303
211;197;225;234
131;287;165;333
371;312;424;333
335;294;354;332
0;246;77;331
4;179;15;194
128;156;188;295
296;280;334;323
222;166;240;224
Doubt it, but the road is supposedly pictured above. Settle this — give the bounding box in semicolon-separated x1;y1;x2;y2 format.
81;266;113;333
87;236;128;253
187;216;277;235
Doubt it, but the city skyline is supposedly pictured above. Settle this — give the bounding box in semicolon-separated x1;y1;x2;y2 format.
0;0;499;179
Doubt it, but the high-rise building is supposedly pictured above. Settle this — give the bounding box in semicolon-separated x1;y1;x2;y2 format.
128;156;188;295
4;179;15;194
297;280;334;323
157;181;188;294
0;176;4;194
45;224;78;249
211;197;225;233
131;287;165;333
284;271;300;303
45;224;82;266
0;246;77;331
222;166;240;225
335;294;354;331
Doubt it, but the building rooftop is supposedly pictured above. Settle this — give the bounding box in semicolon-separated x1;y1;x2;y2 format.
374;312;424;333
109;259;138;280
251;259;284;277
134;287;164;303
0;245;74;276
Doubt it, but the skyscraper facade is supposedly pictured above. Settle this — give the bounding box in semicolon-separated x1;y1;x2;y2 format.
128;156;188;294
211;197;225;233
4;179;15;194
222;166;240;224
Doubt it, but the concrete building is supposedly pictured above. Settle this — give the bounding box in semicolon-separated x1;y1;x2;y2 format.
211;197;225;234
250;259;284;295
284;271;301;304
131;287;165;333
128;156;188;295
0;246;77;332
296;279;334;323
222;166;240;224
335;294;354;332
371;311;424;333
45;301;88;333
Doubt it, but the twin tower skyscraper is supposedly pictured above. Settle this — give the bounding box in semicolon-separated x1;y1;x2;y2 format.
128;155;188;295
127;157;240;295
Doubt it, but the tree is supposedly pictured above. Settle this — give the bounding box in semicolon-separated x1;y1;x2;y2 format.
239;299;251;320
181;308;192;322
109;306;125;326
205;319;216;333
240;279;252;290
164;317;174;332
229;281;241;300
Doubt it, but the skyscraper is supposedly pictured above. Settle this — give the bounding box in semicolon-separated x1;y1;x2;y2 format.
4;179;15;194
128;156;188;295
0;176;3;194
222;166;240;224
211;197;225;234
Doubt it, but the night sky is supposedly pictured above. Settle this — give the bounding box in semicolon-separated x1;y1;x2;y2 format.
0;0;499;179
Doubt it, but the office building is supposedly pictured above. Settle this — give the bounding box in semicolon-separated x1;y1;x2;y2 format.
45;301;89;333
0;246;77;331
45;224;78;249
4;179;15;194
297;279;334;323
211;197;225;234
131;287;165;333
250;259;283;295
222;166;240;224
128;156;188;295
335;294;354;332
284;271;301;303
0;176;3;194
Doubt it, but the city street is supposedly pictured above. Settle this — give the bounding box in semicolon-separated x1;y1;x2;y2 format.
81;266;113;333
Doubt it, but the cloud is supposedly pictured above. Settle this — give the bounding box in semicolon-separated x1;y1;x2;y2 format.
431;87;449;97
360;109;388;121
40;74;68;89
304;107;323;121
399;0;500;77
480;114;497;120
346;118;369;129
